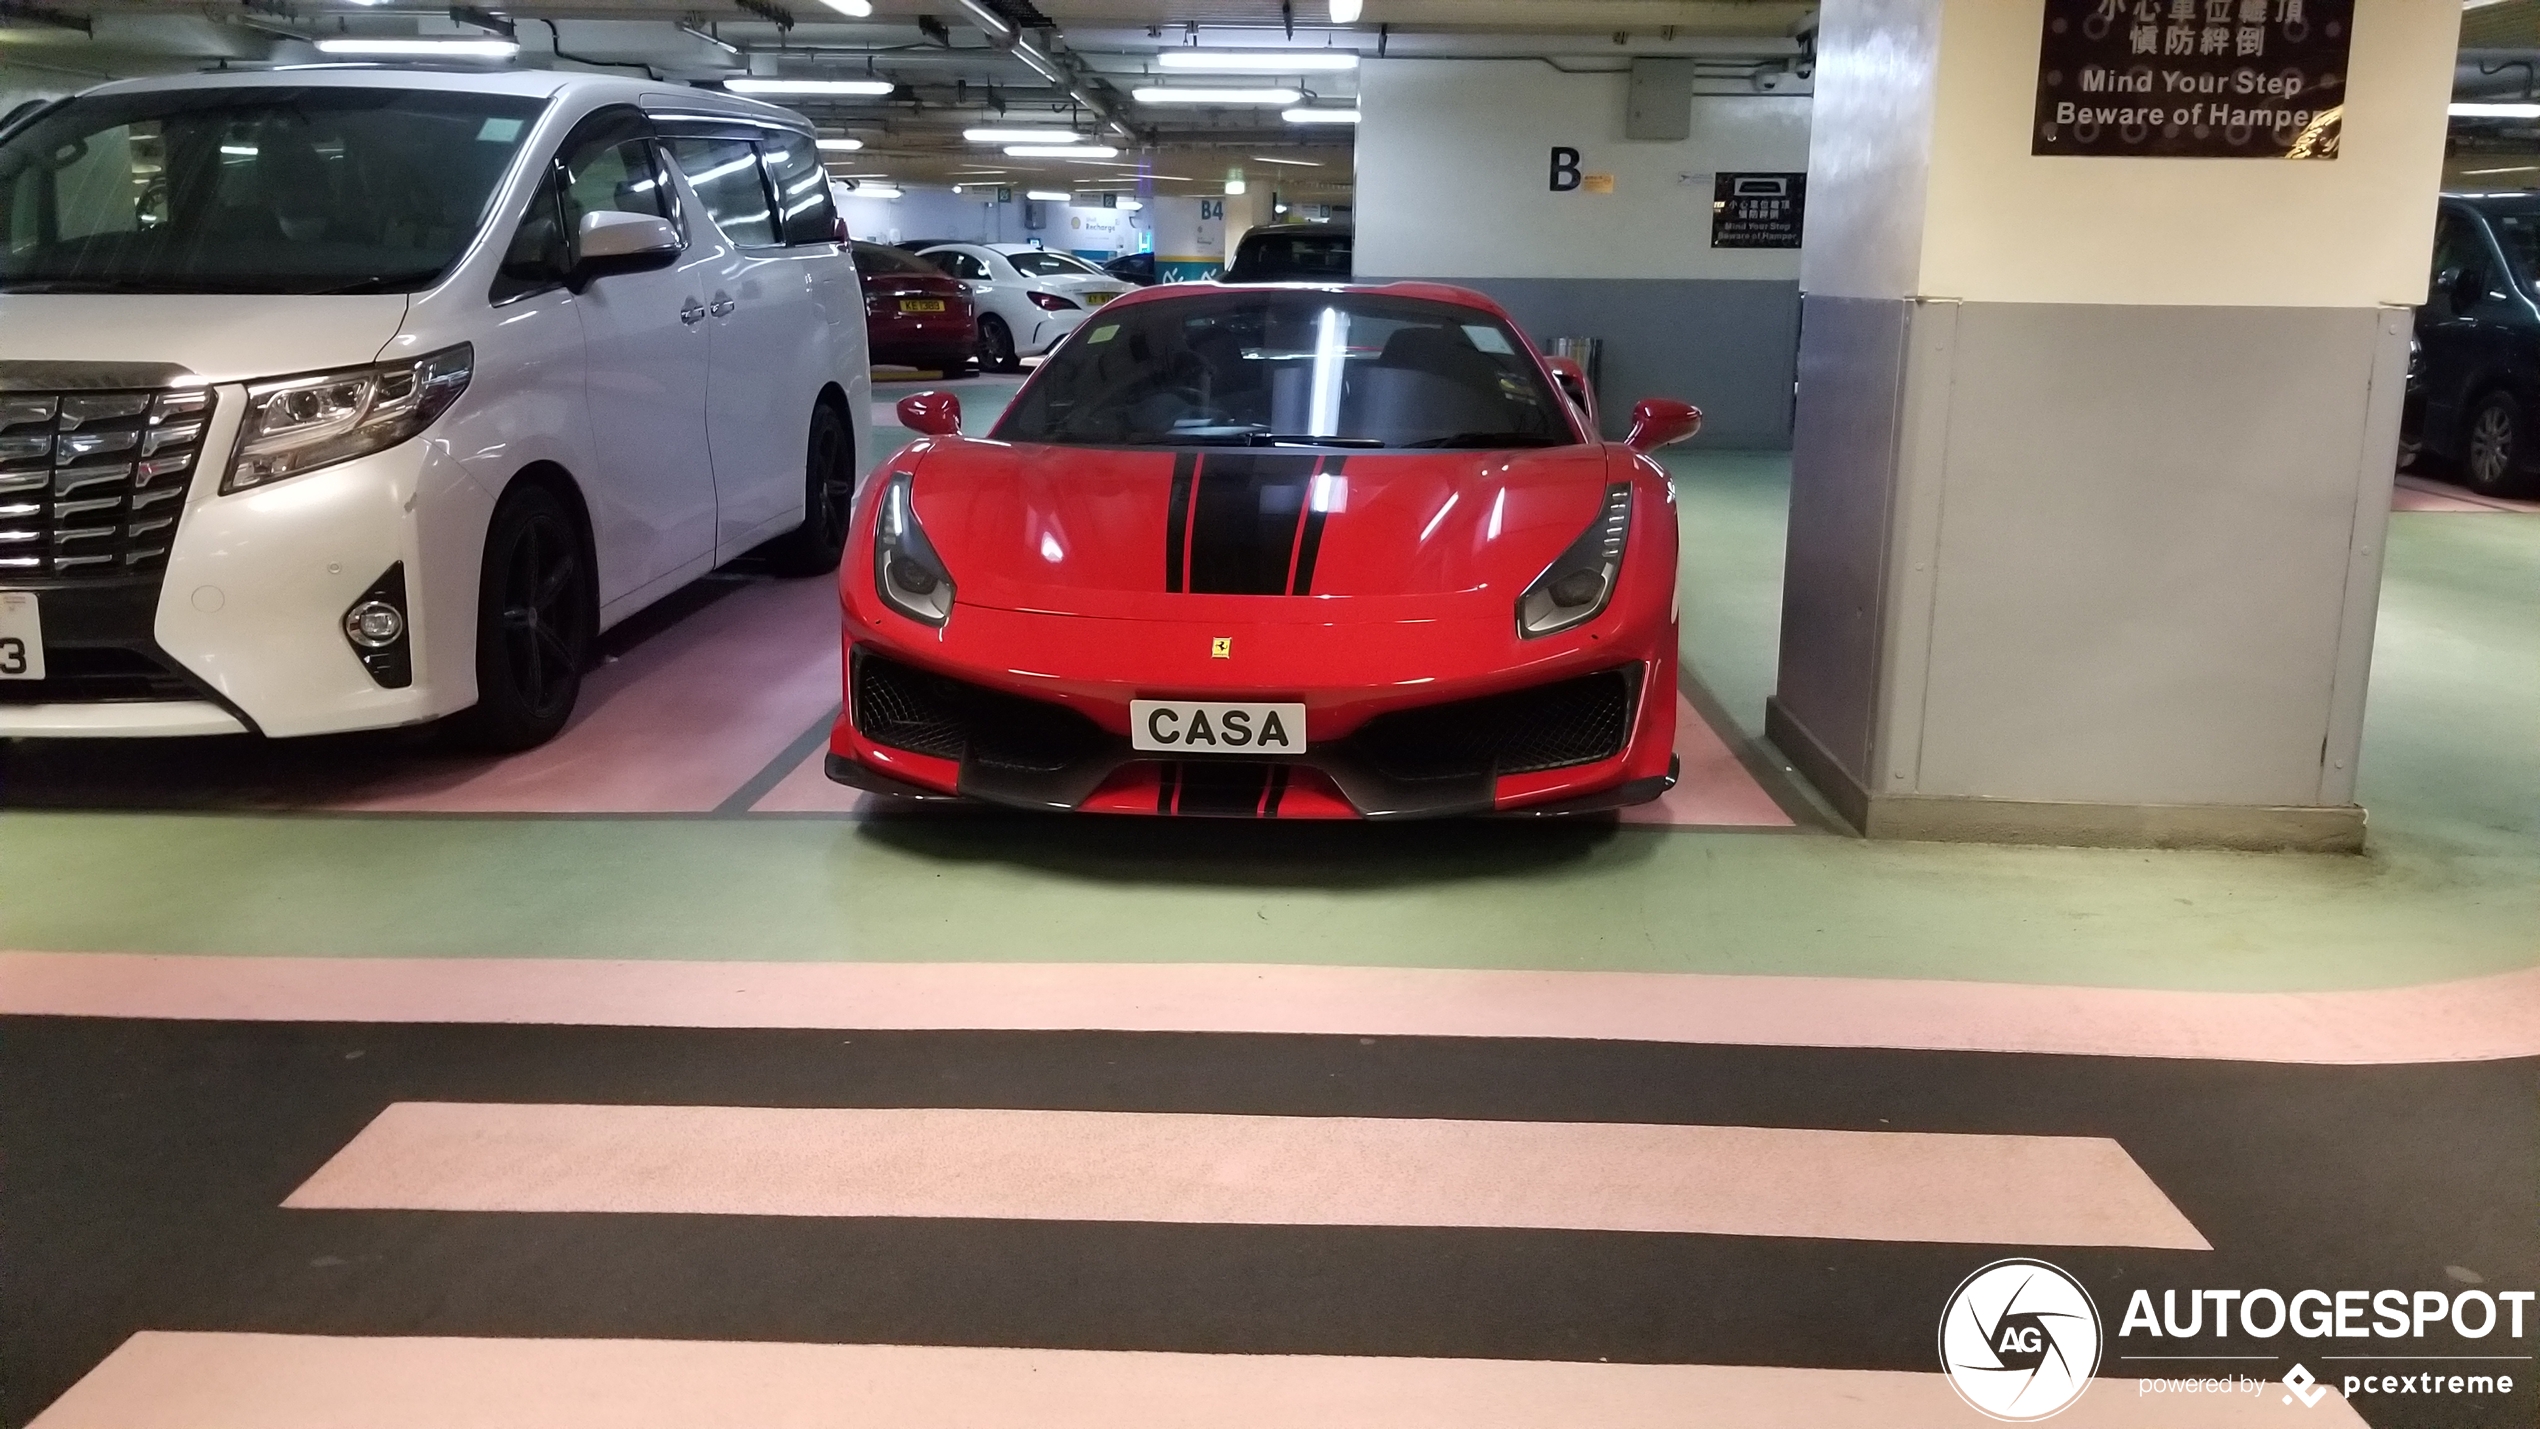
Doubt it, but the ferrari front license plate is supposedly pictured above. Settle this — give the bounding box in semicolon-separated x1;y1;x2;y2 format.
0;591;44;679
899;299;946;313
1131;699;1306;755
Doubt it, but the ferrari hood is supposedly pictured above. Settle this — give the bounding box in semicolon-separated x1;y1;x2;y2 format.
908;440;1617;617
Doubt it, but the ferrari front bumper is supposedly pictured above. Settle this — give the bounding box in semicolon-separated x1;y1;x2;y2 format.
827;643;1678;819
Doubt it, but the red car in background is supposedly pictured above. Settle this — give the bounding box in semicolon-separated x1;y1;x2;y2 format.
827;282;1701;819
851;240;976;373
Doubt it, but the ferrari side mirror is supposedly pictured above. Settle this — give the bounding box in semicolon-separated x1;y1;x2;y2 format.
897;390;963;437
1625;398;1701;452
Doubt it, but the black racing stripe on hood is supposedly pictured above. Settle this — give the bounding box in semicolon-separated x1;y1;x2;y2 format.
1289;454;1343;595
1165;452;1197;593
1185;452;1319;596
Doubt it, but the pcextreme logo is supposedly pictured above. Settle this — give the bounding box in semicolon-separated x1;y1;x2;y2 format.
1939;1259;2104;1421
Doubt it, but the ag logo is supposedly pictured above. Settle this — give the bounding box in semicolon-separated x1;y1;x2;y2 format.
1939;1258;2102;1421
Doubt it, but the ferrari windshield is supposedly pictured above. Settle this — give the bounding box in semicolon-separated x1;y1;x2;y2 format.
0;87;544;295
994;291;1575;449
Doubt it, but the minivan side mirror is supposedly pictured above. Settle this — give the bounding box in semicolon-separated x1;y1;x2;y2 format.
1625;398;1702;452
571;211;682;290
897;390;963;437
2441;264;2487;312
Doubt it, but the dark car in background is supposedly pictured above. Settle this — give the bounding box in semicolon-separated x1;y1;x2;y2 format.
1103;251;1159;286
2409;192;2540;496
851;240;976;374
1221;222;1353;284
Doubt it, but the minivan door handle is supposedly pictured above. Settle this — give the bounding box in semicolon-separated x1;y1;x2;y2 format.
708;295;736;318
679;300;708;325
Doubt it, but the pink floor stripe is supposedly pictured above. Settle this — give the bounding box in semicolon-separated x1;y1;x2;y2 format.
752;691;1791;824
28;1334;2366;1429
5;952;2537;1064
331;577;842;814
1619;692;1792;826
285;1102;2207;1248
2392;475;2540;513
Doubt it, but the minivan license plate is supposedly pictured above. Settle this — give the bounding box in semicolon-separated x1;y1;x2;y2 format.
1131;699;1306;755
0;591;44;680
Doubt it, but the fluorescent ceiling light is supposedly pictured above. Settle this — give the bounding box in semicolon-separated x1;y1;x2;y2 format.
1006;144;1122;158
1282;106;1360;124
1133;86;1302;106
728;78;897;96
817;0;874;13
1157;50;1358;73
2463;164;2540;174
1026;189;1071;201
2451;102;2540;118
1118;200;1143;212
1249;155;1322;166
965;126;1087;142
1331;0;1364;20
853;184;903;199
313;37;518;58
816;137;864;151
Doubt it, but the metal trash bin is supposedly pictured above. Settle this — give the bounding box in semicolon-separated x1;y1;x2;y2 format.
1545;336;1603;392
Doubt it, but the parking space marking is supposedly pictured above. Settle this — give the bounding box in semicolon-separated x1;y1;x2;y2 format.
282;1101;2208;1247
35;1334;2361;1429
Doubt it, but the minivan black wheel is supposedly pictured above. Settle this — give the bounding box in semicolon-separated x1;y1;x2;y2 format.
451;482;592;753
979;313;1020;372
765;404;855;576
2463;391;2536;496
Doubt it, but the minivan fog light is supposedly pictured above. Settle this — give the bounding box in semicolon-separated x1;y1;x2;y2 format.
345;601;405;648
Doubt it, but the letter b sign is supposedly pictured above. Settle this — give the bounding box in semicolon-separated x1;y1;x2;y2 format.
1549;146;1582;192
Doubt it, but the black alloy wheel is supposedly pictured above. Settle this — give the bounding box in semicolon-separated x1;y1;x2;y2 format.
766;404;856;576
2463;391;2536;497
979;313;1020;373
451;482;592;753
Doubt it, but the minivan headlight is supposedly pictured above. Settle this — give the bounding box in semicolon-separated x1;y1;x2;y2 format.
874;470;956;626
1517;482;1631;638
224;343;473;492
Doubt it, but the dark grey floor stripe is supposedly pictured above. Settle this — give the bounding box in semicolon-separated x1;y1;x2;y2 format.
713;704;844;817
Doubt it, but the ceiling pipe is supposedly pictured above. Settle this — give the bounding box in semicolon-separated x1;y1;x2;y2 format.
951;0;1139;143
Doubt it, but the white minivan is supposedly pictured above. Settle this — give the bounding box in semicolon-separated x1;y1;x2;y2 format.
0;68;870;749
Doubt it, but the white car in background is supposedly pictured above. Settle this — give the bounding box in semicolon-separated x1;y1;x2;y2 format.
0;68;870;750
913;242;1132;371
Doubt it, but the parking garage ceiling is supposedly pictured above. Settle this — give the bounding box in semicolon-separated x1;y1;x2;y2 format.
0;0;1815;203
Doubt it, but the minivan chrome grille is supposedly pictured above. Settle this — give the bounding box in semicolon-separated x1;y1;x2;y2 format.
0;389;213;578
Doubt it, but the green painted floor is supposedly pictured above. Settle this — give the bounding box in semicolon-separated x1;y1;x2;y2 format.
4;455;2535;996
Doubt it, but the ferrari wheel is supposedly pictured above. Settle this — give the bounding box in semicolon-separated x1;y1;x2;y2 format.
979;314;1020;372
764;404;855;576
450;482;593;753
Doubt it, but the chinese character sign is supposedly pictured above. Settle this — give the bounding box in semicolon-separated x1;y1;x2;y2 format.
1711;173;1806;249
2034;0;2349;157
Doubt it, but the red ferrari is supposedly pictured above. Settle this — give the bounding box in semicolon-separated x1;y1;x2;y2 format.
826;282;1701;818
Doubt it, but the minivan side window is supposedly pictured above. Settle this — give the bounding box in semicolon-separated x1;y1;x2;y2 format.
491;171;566;303
666;136;775;248
758;131;836;246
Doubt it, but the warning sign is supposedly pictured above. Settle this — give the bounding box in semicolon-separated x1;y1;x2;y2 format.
1710;173;1805;249
2032;0;2351;159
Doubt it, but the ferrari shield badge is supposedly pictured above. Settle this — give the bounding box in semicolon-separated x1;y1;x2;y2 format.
1211;637;1232;659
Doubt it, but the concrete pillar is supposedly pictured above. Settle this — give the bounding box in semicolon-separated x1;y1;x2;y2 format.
1771;0;2457;852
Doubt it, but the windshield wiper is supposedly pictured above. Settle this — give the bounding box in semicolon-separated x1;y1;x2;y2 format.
1398;432;1570;449
1244;433;1384;448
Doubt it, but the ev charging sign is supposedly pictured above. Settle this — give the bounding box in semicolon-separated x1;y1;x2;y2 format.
1941;1259;2104;1421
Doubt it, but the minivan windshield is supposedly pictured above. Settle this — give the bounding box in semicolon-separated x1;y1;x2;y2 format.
2482;207;2540;292
0;87;545;295
994;290;1576;449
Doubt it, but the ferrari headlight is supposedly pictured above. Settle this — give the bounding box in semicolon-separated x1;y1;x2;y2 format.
874;471;956;626
225;343;473;492
1517;482;1631;639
